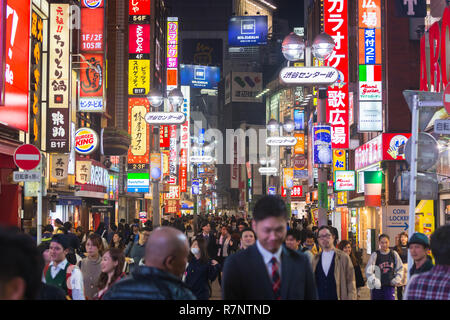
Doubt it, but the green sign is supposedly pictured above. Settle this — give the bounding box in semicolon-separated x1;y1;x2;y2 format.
318;182;328;210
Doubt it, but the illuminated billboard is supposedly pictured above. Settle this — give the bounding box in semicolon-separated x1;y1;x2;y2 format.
180;64;220;89
228;16;268;46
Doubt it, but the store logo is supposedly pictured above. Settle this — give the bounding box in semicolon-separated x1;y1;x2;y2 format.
194;66;206;81
83;0;102;9
241;19;256;34
75;128;98;155
387;135;408;159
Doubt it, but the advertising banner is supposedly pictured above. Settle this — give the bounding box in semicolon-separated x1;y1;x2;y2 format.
231;72;263;103
359;101;382;132
359;28;382;65
283;168;294;189
82;0;104;8
0;0;6;105
80;54;104;112
294;133;305;154
81;7;104;51
128;98;150;165
127;172;150;193
0;0;30;132
179;86;190;192
47;4;70;153
129;24;150;54
281;186;303;198
30;10;43;147
129;0;150;17
334;170;356;191
160;125;170;148
180;64;220;89
382;133;411;160
228;16;268;46
168;125;178;184
313;125;332;165
165;185;180;200
355;134;383;170
128;59;150;95
359;81;382;100
182;38;223;66
324;0;349;149
150;153;162;180
167;18;178;92
333;149;347;171
294;109;304;131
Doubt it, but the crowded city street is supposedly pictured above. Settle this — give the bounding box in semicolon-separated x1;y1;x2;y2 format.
0;0;449;308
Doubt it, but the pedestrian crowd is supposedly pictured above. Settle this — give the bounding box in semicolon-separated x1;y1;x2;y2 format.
0;196;449;300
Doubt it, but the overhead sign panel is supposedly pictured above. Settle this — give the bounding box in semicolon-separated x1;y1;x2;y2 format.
279;67;338;85
228;16;268;47
127;172;149;193
230;72;263;103
180;64;220;89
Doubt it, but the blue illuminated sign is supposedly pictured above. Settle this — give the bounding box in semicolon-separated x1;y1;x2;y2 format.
294;110;304;131
228;16;268;47
180;64;221;89
364;29;376;65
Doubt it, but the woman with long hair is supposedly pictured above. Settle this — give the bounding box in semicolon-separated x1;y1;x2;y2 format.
79;233;104;299
109;232;125;251
184;237;220;300
338;240;365;299
94;248;126;300
393;231;408;300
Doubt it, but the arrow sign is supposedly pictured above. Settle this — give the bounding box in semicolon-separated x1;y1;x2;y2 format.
388;222;408;231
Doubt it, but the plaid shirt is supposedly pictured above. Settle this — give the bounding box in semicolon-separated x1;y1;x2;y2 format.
405;265;450;300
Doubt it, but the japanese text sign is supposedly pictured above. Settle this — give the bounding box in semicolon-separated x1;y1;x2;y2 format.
128;59;150;95
81;7;104;51
129;24;150;55
128;98;150;164
359;0;381;28
334;170;356;191
324;0;350;149
30;10;43;147
129;0;150;16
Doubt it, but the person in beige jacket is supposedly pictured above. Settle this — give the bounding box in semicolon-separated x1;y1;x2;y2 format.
312;226;356;300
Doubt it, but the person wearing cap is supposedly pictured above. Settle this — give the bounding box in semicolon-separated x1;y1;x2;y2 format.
41;234;85;300
408;232;434;277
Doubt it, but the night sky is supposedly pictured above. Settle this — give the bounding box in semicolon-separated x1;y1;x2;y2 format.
275;0;305;29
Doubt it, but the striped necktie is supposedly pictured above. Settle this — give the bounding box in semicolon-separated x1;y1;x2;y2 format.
270;257;281;300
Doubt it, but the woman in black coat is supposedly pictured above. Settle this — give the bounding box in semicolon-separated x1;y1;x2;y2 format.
184;237;220;300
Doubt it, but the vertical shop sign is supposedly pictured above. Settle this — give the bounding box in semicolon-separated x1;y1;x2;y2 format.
294;133;305;154
47;4;70;153
168;125;178;184
167;18;178;93
0;0;6;105
128;98;150;166
30;10;43;147
129;0;151;23
324;0;349;149
0;0;30;132
180;86;190;192
80;54;104;112
80;4;104;51
358;0;383;134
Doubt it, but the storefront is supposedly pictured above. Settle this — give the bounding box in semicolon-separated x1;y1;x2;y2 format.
75;158;109;231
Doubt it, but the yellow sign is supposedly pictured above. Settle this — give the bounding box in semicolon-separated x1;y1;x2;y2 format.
333;150;346;171
283;168;294;189
128;59;150;95
337;191;348;205
294;62;305;67
415;200;435;237
294;133;305;154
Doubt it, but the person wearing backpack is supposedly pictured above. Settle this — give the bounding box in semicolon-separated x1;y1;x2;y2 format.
366;234;403;300
42;234;85;300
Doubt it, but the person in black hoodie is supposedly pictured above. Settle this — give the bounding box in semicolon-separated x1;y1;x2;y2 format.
338;240;365;299
184;237;220;299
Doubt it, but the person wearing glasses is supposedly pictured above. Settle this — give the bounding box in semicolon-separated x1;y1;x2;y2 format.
311;226;356;300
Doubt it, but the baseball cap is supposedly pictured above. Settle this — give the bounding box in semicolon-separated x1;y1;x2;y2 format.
407;232;430;248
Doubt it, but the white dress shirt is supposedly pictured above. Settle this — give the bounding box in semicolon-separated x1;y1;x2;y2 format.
321;250;335;276
42;259;85;300
256;240;282;280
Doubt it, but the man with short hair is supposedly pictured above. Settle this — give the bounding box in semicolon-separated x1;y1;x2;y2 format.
125;227;151;272
222;195;317;300
312;226;356;300
198;222;217;259
404;225;450;300
408;232;434;277
103;227;195;300
42;234;85;300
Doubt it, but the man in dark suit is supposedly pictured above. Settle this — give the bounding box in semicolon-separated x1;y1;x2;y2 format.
222;196;317;300
197;221;218;259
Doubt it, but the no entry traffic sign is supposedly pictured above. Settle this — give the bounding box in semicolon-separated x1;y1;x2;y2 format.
14;144;41;171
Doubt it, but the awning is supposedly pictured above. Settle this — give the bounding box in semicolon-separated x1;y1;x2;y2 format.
347;196;365;208
58;196;82;206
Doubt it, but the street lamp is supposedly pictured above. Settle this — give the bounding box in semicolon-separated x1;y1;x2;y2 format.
282;32;305;62
279;31;336;226
168;88;184;110
147;88;184;229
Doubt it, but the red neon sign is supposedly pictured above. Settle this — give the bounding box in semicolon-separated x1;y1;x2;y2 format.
324;0;349;149
0;0;30;132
